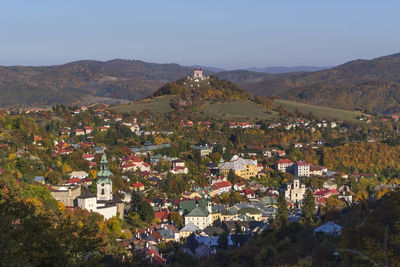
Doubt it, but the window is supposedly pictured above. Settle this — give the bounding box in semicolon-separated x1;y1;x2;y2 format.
101;188;105;195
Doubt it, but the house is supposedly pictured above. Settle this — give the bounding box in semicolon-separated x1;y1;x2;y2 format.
294;143;303;148
293;161;310;177
310;165;325;176
121;155;151;173
234;181;246;191
84;126;94;134
219;155;257;179
274;150;286;157
263;151;272;158
131;182;145;191
275;159;293;172
171;166;188;175
313;188;339;206
210;181;232;197
82;153;95;161
154;209;170;222
313;221;342;236
180;222;200;238
33;176;45;184
180;199;212;230
192;145;213;157
243;188;256;199
171;160;188;174
69;171;89;179
283;178;306;204
75;129;85;136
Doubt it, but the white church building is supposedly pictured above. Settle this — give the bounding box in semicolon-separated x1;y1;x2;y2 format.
77;154;124;220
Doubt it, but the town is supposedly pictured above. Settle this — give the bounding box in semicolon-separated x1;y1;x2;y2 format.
2;70;400;266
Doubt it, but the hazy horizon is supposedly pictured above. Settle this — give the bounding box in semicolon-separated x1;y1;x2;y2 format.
1;0;400;69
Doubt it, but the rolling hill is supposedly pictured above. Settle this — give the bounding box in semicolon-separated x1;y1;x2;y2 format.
0;59;207;107
217;53;400;114
2;52;400;114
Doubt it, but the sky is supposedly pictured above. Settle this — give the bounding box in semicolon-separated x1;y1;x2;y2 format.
0;0;400;69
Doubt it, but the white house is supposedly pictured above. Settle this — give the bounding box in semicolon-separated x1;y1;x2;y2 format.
293;161;310;177
69;171;89;179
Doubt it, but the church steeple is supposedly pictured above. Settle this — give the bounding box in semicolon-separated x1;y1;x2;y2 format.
96;154;113;201
97;154;112;182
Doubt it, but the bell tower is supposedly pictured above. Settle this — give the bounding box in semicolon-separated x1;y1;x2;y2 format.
96;154;113;201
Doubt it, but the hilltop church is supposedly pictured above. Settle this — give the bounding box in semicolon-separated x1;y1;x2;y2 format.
77;154;124;219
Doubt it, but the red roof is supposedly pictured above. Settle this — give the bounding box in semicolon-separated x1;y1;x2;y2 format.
277;158;293;164
121;155;143;163
132;182;144;188
235;181;246;187
244;188;255;195
212;181;232;190
154;210;169;220
82;154;94;158
66;178;81;184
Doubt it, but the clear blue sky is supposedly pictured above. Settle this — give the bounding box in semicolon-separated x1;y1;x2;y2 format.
1;0;399;69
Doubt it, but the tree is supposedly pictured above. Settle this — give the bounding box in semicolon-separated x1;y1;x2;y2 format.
169;211;184;228
227;169;236;183
302;189;316;223
276;194;289;227
137;201;154;223
131;191;143;213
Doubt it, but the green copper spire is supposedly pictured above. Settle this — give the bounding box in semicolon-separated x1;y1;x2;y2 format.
97;154;112;184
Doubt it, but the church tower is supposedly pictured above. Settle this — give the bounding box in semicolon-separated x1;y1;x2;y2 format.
97;154;113;201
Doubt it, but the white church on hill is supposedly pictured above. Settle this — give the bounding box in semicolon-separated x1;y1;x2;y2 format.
77;154;124;220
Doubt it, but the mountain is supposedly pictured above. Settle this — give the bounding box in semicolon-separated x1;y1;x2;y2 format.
0;59;212;107
150;75;252;102
218;53;400;114
246;65;332;73
3;52;400;113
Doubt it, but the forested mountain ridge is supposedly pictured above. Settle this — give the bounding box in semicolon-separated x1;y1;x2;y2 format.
217;53;400;114
0;59;202;107
2;53;400;113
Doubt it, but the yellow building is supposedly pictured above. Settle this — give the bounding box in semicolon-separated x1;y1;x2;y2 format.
219;155;257;179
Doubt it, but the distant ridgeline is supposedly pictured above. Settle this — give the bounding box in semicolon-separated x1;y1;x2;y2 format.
150;69;253;108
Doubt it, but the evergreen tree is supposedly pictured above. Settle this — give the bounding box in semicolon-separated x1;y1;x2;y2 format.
223;141;232;161
227;169;236;184
131;191;143;212
276;194;289;227
302;189;316;223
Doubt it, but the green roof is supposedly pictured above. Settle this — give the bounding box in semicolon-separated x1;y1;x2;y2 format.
186;206;209;217
222;207;238;215
97;154;112;184
261;197;278;206
239;207;261;215
179;199;208;215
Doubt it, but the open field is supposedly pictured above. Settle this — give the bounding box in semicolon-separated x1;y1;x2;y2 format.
197;100;279;121
111;95;176;114
275;99;364;121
